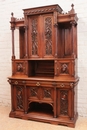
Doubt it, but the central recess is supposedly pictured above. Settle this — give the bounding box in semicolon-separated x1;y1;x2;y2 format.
28;60;54;78
28;102;53;116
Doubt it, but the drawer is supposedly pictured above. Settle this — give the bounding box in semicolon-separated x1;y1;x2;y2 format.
26;80;56;87
8;79;26;85
57;82;74;89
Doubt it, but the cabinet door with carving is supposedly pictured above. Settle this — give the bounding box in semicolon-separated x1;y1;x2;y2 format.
28;13;55;58
13;85;25;111
57;89;72;118
41;14;55;58
28;15;40;58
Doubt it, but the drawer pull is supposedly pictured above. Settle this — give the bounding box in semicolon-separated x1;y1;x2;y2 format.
60;83;64;88
15;81;18;85
36;82;40;86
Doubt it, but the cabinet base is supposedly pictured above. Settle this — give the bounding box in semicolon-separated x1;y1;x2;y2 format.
9;111;78;128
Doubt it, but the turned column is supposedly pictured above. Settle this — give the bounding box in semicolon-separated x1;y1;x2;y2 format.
24;15;28;58
10;13;15;59
54;11;58;58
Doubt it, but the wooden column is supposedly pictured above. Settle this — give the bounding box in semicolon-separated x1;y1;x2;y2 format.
10;13;15;59
24;15;28;58
54;11;58;58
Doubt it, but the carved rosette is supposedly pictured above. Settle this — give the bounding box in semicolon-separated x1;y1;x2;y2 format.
45;17;52;55
60;90;68;115
16;86;23;110
31;19;38;55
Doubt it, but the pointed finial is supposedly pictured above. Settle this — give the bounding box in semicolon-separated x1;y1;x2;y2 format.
69;3;75;14
71;4;74;9
11;12;14;17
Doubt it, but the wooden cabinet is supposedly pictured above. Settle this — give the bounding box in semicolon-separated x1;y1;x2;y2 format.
8;4;79;127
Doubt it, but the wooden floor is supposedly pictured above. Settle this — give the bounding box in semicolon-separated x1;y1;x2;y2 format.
0;105;87;130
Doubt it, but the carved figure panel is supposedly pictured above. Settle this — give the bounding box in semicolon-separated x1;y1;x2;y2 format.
60;63;69;74
16;63;23;72
16;86;23;110
60;90;68;115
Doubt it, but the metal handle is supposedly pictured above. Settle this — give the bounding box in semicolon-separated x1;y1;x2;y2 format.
15;81;18;85
36;82;40;86
60;83;64;88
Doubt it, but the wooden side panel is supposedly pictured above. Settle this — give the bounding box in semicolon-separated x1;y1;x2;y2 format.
19;28;25;58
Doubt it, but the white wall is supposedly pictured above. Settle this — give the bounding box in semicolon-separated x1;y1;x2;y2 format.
0;0;87;117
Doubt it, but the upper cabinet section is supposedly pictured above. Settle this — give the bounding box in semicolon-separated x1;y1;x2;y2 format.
28;13;55;58
10;4;78;60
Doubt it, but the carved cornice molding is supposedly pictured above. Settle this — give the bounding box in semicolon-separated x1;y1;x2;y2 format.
23;5;62;16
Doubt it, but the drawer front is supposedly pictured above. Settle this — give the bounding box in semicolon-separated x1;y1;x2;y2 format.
57;82;74;89
26;80;54;87
8;79;26;85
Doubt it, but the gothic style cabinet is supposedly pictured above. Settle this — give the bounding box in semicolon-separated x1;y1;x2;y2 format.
8;4;79;127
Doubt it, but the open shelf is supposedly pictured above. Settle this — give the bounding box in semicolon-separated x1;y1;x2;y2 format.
28;60;54;78
28;102;54;116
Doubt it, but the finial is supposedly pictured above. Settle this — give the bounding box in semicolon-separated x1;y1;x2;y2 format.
71;4;74;9
69;3;75;14
11;12;14;17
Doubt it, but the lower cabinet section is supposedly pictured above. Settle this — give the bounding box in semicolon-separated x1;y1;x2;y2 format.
8;79;78;127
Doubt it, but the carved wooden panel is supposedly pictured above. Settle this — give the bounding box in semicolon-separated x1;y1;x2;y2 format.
30;87;38;97
12;60;28;76
45;17;52;55
42;88;53;101
57;60;73;76
60;63;69;74
44;89;51;98
16;63;23;72
28;16;40;57
60;90;68;115
31;18;38;55
42;14;54;58
16;86;24;110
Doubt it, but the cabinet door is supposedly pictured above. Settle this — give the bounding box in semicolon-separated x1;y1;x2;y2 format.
28;13;55;58
28;15;40;58
57;88;72;118
13;85;25;111
41;14;54;58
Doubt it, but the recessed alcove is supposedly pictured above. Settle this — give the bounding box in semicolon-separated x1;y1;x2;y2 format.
28;60;54;78
28;102;54;116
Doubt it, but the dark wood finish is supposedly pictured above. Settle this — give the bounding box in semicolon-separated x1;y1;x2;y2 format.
8;4;79;128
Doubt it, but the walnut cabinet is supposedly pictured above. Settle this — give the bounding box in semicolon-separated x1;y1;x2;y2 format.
8;4;79;127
